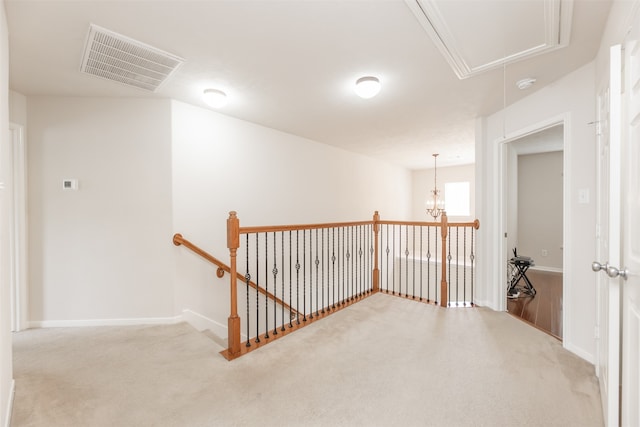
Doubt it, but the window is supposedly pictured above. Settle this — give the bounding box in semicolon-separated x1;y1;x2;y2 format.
444;182;470;216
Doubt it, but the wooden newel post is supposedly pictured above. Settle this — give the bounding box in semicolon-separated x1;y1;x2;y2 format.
227;211;241;357
372;211;380;292
440;213;448;308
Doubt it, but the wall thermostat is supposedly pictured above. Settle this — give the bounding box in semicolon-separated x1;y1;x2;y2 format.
62;179;78;191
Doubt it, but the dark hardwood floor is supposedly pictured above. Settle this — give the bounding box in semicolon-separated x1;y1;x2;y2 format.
506;268;563;340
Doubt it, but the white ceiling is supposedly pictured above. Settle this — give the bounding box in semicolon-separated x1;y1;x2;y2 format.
5;0;612;169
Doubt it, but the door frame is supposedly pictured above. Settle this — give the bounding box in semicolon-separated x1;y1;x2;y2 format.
496;113;570;342
8;123;28;332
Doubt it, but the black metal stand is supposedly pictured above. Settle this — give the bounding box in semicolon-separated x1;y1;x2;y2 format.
507;256;536;298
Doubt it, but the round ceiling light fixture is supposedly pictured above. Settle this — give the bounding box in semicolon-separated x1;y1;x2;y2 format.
203;88;228;108
354;76;381;99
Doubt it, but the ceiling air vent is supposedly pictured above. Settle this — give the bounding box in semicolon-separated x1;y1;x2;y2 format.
80;24;184;92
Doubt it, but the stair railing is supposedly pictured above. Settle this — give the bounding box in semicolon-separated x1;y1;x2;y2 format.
377;215;480;307
224;211;377;359
222;211;479;360
173;233;297;320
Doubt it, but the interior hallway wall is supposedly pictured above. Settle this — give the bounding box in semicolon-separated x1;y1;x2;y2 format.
0;1;13;425
517;151;564;269
27;97;175;324
476;61;596;362
171;101;412;333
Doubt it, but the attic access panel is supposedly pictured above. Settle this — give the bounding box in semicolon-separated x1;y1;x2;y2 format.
405;0;573;79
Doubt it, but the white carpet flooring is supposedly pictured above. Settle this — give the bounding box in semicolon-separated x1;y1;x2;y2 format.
11;293;603;426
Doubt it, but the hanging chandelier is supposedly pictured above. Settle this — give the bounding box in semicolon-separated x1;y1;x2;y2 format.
426;153;445;220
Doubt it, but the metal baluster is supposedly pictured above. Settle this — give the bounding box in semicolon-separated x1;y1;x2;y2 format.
398;225;402;296
332;228;336;309
361;225;364;295
463;227;467;307
316;228;320;314
309;229;314;320
281;232;285;330
289;231;293;328
340;227;344;305
386;225;390;293
245;234;251;347
320;228;324;314
427;226;431;303
347;227;352;300
392;225;396;295
369;225;374;294
265;232;269;339
420;226;423;300
353;225;356;300
350;225;353;300
434;226;438;305
403;225;408;297
255;234;260;343
354;225;358;298
273;231;278;335
295;231;300;325
356;225;360;298
412;225;416;299
313;228;318;316
303;230;307;322
359;225;363;296
455;227;459;307
471;228;475;306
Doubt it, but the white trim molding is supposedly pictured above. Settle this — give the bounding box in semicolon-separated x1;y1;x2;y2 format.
27;311;232;344
28;316;182;328
181;309;227;338
4;380;14;427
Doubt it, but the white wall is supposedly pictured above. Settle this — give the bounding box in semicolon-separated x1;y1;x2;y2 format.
506;125;564;266
411;163;475;221
517;151;564;269
0;2;13;425
172;101;412;333
27;97;175;325
9;91;26;127
476;61;597;362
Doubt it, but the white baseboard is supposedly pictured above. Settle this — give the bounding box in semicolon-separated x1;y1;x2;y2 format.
564;341;595;365
530;265;563;273
4;379;15;427
24;311;237;345
181;309;227;338
28;315;182;329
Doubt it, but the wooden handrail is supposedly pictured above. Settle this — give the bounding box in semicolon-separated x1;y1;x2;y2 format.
172;233;298;318
239;220;373;235
237;218;479;234
377;219;480;229
173;233;227;278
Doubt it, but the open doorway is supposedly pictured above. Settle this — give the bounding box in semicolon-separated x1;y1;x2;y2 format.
504;124;564;339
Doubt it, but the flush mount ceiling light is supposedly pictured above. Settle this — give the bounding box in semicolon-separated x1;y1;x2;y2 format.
516;77;537;90
203;89;227;108
354;76;381;99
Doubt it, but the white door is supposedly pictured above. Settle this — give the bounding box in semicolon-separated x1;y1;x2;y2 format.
621;20;640;426
594;45;622;427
